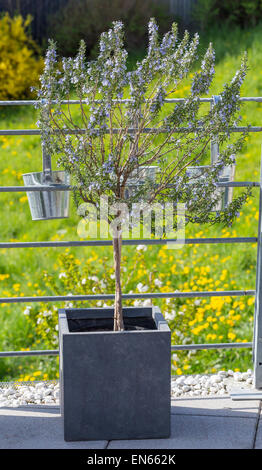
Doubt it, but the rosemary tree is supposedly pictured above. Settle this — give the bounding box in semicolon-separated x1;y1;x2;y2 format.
36;19;250;331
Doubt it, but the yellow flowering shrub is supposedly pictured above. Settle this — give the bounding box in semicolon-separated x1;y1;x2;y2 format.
0;14;43;100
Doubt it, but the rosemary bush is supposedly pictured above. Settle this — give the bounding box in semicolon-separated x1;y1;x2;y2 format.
35;19;250;330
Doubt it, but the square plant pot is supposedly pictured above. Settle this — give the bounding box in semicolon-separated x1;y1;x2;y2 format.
58;306;171;441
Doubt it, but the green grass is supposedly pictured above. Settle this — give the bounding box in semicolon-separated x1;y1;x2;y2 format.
1;23;262;380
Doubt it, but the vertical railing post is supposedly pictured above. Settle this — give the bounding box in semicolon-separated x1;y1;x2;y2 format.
210;95;234;210
210;95;222;164
210;94;222;210
253;147;262;389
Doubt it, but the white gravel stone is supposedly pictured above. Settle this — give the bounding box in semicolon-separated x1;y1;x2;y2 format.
176;377;185;385
184;376;194;386
241;372;250;380
194;383;201;390
234;372;243;381
0;369;256;406
210;375;222;384
0;400;9;407
218;370;228;378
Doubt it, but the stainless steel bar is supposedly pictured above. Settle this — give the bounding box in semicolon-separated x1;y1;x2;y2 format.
0;290;255;304
210;95;222;165
252;146;262;388
0;126;261;136
0;237;257;249
0;99;212;106
0;185;71;192
0;341;252;357
171;342;252;351
216;182;259;187
0;97;262;106
230;389;262;400
0;181;258;192
0;350;59;357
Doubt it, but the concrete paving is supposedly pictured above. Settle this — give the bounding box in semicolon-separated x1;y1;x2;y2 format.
0;396;261;449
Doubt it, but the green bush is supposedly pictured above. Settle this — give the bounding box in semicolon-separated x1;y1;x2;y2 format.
46;0;172;58
193;0;262;31
0;13;43;100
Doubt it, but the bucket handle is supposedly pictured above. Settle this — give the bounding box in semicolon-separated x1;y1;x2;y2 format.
42;142;52;183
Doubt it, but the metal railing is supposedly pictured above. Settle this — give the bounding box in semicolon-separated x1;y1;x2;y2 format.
0;96;261;388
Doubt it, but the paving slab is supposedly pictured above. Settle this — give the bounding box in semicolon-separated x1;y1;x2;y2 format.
171;396;261;418
0;406;108;449
254;406;262;449
0;398;260;449
108;413;258;449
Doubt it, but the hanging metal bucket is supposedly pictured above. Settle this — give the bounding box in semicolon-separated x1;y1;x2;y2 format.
218;164;236;211
22;171;70;221
186;164;235;212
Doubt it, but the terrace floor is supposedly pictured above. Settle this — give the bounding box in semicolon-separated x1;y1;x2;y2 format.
0;395;261;449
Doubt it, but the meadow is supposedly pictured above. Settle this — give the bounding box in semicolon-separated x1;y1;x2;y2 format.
0;24;262;381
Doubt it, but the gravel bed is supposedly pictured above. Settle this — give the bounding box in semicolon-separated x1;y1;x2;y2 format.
0;381;60;407
0;369;256;407
171;369;254;398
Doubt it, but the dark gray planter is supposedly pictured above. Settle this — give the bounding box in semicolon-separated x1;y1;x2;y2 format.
58;306;171;441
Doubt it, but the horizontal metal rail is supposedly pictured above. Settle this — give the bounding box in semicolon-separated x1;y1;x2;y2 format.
216;182;260;187
0;349;58;357
0;182;258;192
0;341;253;358
0;185;71;192
0;237;257;249
171;342;252;351
0;290;255;304
0;97;261;106
0;126;260;136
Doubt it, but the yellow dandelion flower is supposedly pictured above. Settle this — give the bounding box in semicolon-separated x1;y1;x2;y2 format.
228;332;236;340
33;371;41;376
13;283;20;292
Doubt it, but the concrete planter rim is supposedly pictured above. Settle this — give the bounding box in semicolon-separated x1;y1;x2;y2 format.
59;305;170;335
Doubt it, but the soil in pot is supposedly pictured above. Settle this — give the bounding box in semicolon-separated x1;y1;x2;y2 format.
67;315;157;332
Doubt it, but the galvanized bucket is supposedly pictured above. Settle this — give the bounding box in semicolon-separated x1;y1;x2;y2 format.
124;166;158;199
186;164;235;211
128;165;158;182
218;164;236;211
22;171;70;221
